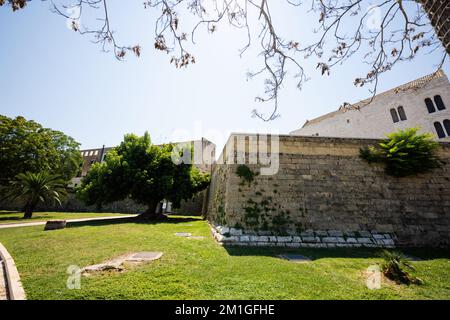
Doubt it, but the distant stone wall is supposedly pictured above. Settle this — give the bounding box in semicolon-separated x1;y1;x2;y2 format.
0;191;206;216
206;134;450;247
0;192;147;214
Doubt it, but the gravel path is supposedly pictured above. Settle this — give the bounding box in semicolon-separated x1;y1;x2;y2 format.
0;214;138;229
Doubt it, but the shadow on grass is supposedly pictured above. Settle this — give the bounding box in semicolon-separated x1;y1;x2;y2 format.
223;245;450;261
66;215;203;229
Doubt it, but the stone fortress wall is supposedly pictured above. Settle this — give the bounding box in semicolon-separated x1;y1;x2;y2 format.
206;134;450;248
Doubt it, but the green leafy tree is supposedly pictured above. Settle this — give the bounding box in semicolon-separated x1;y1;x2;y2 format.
2;172;67;219
0;115;83;185
360;127;443;177
76;132;210;219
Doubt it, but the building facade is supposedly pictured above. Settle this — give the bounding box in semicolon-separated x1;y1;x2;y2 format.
290;70;450;141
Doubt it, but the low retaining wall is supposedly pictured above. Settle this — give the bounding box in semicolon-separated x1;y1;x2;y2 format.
206;134;450;247
211;225;395;248
0;242;26;300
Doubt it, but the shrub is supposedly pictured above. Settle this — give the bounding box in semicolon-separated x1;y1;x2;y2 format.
379;250;423;285
236;164;257;186
360;128;443;177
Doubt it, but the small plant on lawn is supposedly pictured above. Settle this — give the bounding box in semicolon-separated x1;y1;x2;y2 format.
360;128;442;177
236;164;257;186
379;250;423;285
2;172;67;219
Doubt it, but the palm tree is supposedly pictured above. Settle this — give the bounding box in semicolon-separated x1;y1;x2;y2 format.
3;172;67;219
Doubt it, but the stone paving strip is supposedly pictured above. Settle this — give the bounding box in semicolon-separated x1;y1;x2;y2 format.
81;252;163;276
174;232;205;240
0;214;138;229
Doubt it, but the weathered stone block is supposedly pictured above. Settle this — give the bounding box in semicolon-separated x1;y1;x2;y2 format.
300;230;315;237
277;236;293;243
44;220;66;231
240;235;250;242
322;237;339;243
222;236;239;243
302;236;320;243
328;230;344;237
357;231;372;238
230;228;243;236
357;238;373;244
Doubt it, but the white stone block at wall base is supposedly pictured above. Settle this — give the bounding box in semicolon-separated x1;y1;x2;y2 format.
328;230;344;237
229;228;242;236
357;238;373;244
302;236;321;243
322;237;338;243
222;236;239;243
210;225;397;248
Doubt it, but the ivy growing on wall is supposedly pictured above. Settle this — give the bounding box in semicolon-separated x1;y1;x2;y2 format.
360;128;443;177
236;164;257;186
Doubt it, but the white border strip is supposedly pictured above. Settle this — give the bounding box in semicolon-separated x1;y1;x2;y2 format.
0;242;26;300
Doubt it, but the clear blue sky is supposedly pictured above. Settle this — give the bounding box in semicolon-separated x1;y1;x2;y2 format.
1;1;449;153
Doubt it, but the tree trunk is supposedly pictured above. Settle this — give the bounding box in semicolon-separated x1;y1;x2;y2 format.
417;0;450;54
139;200;167;220
23;201;35;219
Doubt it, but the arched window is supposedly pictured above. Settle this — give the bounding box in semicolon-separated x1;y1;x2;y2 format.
390;108;399;123
443;119;450;136
397;106;407;121
434;122;446;139
425;98;436;113
434;95;446;111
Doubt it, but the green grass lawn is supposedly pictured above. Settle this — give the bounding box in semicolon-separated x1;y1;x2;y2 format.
0;215;448;300
0;211;135;225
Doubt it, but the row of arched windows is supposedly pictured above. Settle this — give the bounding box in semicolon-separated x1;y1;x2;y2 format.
425;95;446;113
390;106;407;123
434;120;450;139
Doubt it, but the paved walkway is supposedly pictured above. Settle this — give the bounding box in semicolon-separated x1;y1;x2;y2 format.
0;257;7;300
0;214;138;229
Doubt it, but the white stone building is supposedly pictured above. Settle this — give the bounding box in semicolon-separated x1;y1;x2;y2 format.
290;70;450;141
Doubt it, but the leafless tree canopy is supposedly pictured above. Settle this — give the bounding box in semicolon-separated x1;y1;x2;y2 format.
1;0;448;120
